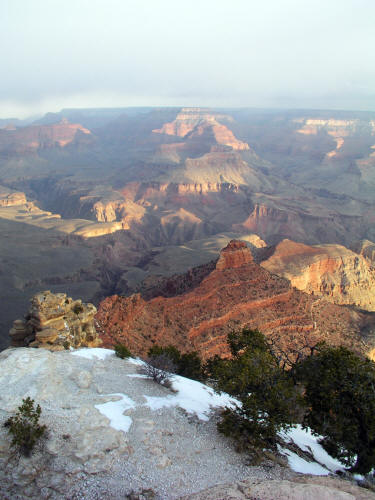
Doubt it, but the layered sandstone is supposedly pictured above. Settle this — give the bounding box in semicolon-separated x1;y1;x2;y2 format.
296;118;358;136
0;118;92;155
9;290;101;350
96;240;375;361
0;187;27;207
153;108;249;151
352;239;375;264
235;203;362;245
261;239;375;311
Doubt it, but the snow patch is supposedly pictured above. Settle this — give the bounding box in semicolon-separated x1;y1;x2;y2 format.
71;348;115;361
126;357;146;366
277;445;330;475
95;393;136;433
280;425;345;473
143;374;237;421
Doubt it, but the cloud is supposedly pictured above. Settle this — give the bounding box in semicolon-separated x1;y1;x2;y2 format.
0;0;374;117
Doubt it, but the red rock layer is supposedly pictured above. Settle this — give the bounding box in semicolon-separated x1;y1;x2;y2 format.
261;239;375;311
153;108;249;151
96;241;375;361
0;119;91;155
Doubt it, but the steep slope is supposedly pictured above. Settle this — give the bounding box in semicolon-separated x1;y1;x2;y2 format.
261;239;375;310
96;241;375;361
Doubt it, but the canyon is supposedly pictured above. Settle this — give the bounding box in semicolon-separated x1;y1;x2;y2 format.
1;106;375;353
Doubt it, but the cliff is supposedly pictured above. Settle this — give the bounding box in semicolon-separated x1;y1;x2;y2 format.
153;108;249;151
96;241;375;361
235;203;363;246
0;118;92;155
261;239;375;311
0;186;27;206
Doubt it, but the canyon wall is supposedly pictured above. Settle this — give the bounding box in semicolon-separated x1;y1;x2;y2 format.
96;241;375;361
261;239;375;311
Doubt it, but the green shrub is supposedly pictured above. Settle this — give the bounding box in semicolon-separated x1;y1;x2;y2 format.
178;352;203;381
211;328;301;450
294;345;375;474
148;345;181;365
4;397;47;457
147;345;204;381
114;343;133;359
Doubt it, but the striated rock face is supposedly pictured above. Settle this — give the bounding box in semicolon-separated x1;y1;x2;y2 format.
216;240;253;270
9;291;101;350
261;239;375;311
0;118;92;155
352;239;375;265
96;241;375;361
153;108;250;151
0;187;27;207
235;203;363;246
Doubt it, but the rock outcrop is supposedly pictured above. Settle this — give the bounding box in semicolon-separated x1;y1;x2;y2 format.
9;291;101;350
261;239;375;311
0;118;92;155
96;241;375;361
182;476;375;500
153;108;250;151
0;187;27;207
235;203;363;246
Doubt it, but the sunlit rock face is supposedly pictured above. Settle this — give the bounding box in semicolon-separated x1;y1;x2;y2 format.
9;290;101;350
0;118;92;155
261;239;375;311
96;241;375;362
0;188;26;207
153;107;250;151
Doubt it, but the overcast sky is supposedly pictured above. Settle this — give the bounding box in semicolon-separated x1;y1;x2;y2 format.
0;0;374;118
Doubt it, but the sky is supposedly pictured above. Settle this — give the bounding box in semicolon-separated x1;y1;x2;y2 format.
0;0;374;118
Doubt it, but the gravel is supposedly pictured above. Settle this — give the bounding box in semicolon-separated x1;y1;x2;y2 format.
0;348;297;499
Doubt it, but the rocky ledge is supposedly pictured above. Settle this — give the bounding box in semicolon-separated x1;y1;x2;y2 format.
9;290;101;350
0;347;373;500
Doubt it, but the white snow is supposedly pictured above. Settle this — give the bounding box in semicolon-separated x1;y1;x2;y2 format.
277;445;330;475
72;350;350;476
143;374;238;421
71;348;115;360
280;425;345;473
126;357;146;366
95;393;136;433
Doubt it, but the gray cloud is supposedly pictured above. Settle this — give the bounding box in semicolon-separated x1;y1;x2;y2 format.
1;0;374;117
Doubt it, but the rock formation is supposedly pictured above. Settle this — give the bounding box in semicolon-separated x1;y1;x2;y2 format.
182;476;375;500
96;241;375;361
9;291;101;350
0;187;27;207
234;203;363;246
0;118;92;155
261;239;375;311
153;108;250;151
